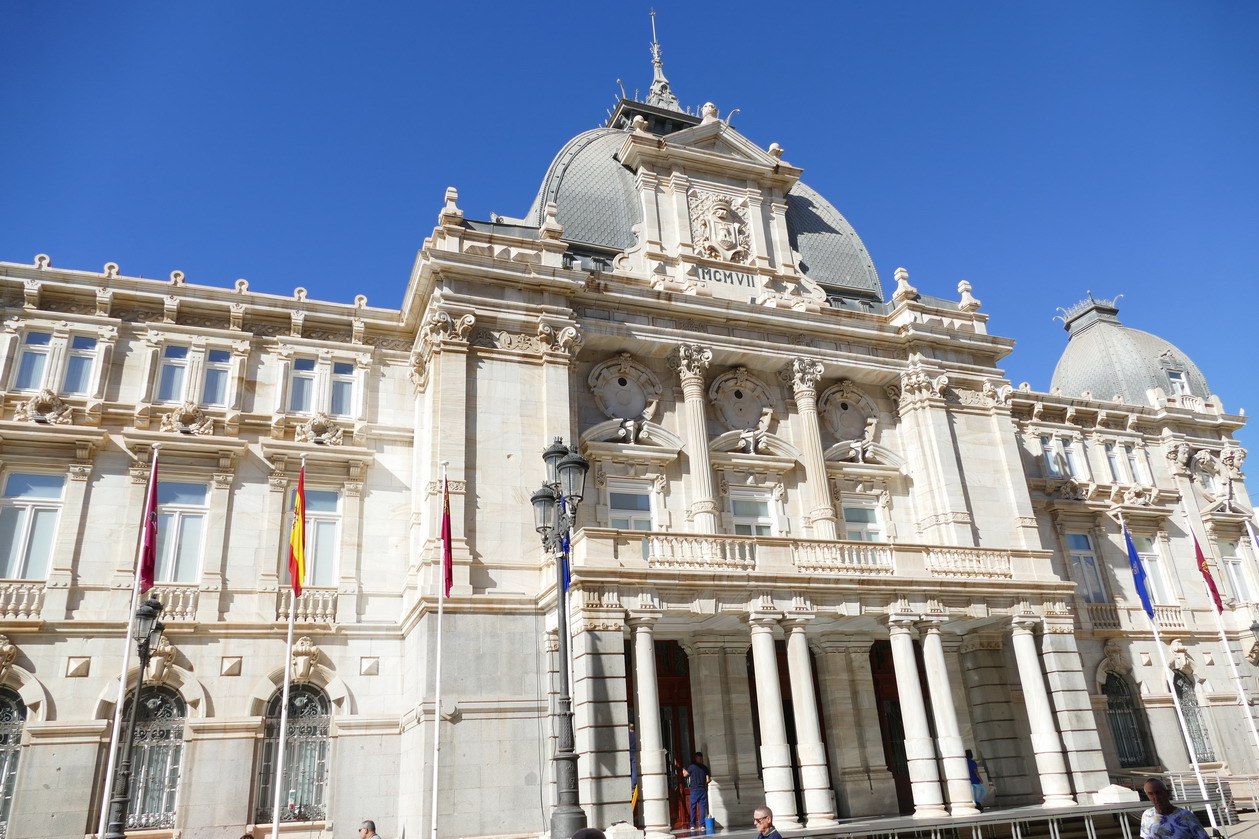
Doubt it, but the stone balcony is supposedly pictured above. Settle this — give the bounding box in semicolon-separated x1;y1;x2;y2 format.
276;587;338;623
569;528;1053;583
0;581;44;620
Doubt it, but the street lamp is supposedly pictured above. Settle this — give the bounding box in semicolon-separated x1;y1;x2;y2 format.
532;437;589;839
103;596;165;839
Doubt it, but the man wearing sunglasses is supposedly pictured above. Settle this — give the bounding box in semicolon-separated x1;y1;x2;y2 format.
358;821;381;839
752;807;781;839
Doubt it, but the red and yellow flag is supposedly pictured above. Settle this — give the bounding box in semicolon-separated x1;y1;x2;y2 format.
288;467;307;596
441;477;453;597
1194;534;1223;613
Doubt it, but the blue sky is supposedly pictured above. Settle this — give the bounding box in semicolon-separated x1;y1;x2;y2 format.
2;2;1256;448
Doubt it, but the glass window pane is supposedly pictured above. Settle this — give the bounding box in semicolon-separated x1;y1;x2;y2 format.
732;499;768;517
20;508;57;578
843;507;877;524
158;482;208;506
1067;533;1092;551
5;474;65;499
0;508;26;578
63;355;93;394
157;364;185;402
173;514;204;582
202;367;227;405
15;351;46;390
70;336;96;350
207;349;230;363
610;492;650;512
330;380;352;415
305;490;338;513
332;362;353;375
294;358;316;372
154;512;175;581
1132;536;1155;554
23;332;51;346
734;524;752;536
311;520;337;587
290;376;312;412
162;345;188;359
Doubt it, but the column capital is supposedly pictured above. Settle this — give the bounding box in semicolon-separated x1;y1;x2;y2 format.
744;610;783;630
1011;614;1041;634
667;343;712;384
778;357;825;396
781;612;816;631
627;610;662;628
914;616;948;635
882;613;920;635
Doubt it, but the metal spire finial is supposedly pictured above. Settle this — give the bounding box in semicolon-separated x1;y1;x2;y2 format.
645;9;682;112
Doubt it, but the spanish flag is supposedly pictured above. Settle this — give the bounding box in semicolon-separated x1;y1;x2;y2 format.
288;467;306;596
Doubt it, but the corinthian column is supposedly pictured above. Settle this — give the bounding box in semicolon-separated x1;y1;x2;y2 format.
885;616;947;818
783;616;837;827
1010;617;1076;807
668;344;717;533
780;358;836;540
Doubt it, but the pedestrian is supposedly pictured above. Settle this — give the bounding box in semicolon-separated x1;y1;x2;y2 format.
1141;778;1209;839
359;820;381;839
571;830;606;839
683;750;711;830
965;749;986;810
752;806;781;839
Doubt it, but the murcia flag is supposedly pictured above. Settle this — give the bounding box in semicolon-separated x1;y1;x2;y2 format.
441;478;453;597
1194;534;1224;613
138;448;160;594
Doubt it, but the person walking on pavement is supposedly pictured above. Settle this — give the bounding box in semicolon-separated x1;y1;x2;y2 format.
683;750;711;830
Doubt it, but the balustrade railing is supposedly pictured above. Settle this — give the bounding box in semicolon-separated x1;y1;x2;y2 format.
1154;605;1186;628
0;582;43;620
277;588;338;623
1087;602;1122;629
793;541;893;575
152;584;199;622
646;534;757;570
924;548;1014;579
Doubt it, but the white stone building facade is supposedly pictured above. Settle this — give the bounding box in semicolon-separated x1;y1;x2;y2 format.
0;49;1254;839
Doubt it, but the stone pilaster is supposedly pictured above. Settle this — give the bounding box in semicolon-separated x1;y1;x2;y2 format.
1040;619;1110;804
667;344;717;533
573;612;632;828
1011;617;1076;806
780;358;837;540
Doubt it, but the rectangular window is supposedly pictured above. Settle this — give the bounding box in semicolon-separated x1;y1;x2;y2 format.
842;503;882;542
1132;535;1173;605
14;332;51;390
289;489;339;588
1167;370;1188;395
61;336;97;395
732;496;772;537
154;482;208;583
201;349;231;406
1040;436;1062;478
156;346;189;402
1125;445;1148;486
1105;443;1126;483
1222;542;1254;602
1061;439;1080;477
1067;533;1107;603
329;362;354;416
289;358;316;413
609;488;652;531
0;473;65;579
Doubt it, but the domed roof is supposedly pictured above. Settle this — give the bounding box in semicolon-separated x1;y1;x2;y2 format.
1050;297;1211;404
523;127;883;300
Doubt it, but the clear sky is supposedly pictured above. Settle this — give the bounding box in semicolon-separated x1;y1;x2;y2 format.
2;2;1256;448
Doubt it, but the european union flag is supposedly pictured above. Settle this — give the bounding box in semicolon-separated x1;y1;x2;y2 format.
560;495;572;592
1124;526;1155;618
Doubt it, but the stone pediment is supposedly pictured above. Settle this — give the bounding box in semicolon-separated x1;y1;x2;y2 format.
662;119;787;168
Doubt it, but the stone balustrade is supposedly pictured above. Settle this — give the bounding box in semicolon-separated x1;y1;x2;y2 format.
277;588;338;623
0;582;43;619
924;547;1014;579
1087;602;1122;629
152;584;199;622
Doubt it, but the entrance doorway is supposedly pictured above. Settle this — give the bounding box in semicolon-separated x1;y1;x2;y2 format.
626;639;696;831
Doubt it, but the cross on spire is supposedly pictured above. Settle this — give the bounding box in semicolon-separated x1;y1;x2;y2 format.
646;9;682;112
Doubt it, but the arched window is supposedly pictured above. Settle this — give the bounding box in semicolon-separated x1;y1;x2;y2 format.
255;684;330;823
1174;672;1215;762
122;685;185;829
1103;673;1154;767
0;687;26;835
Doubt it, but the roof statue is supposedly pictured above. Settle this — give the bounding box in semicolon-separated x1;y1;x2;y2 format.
646;10;682;112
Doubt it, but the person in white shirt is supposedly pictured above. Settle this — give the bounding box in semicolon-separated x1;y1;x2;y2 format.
1141;778;1209;839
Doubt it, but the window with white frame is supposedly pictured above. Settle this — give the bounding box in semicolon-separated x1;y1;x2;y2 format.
1167;370;1189;395
1125;444;1149;486
609;483;652;532
1105;443;1125;483
155;344;236;407
156;346;190;402
154;482;208;583
1132;535;1174;605
841;500;883;542
0;473;65;579
287;356;358;417
1040;435;1082;479
1067;533;1107;603
731;493;773;537
201;349;232;406
11;329;102;396
295;489;340;589
1221;541;1255;602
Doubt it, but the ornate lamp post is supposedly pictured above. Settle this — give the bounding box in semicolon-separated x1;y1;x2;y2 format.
531;437;590;839
103;596;165;839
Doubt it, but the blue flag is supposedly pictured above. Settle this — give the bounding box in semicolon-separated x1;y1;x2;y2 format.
1124;526;1155;618
559;495;571;592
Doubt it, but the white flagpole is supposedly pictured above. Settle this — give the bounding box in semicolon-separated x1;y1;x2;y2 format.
429;462;449;839
1120;513;1217;830
1209;605;1259;759
272;456;306;838
96;443;160;838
